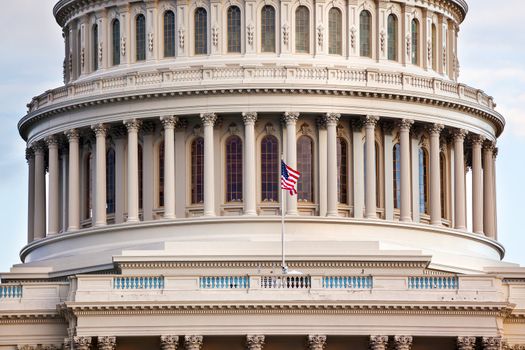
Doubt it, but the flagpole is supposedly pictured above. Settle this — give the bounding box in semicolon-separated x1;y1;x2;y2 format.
281;154;287;274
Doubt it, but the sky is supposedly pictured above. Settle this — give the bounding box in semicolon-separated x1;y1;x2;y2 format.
0;1;524;272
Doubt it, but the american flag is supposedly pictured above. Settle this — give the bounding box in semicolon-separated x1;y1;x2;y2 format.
281;160;301;195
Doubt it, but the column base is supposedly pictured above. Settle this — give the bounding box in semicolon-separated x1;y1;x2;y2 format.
243;211;258;216
126;218;140;223
94;222;107;227
203;212;216;217
163;214;176;220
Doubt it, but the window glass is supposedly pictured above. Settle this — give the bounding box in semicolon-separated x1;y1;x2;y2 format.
195;8;208;55
106;149;116;214
261;6;276;53
393;143;401;209
337;137;348;204
360;10;371;57
136;15;146;61
328;8;342;55
297;135;313;202
295;6;310;53
191;137;205;204
261;135;279;202
227;6;241;53
112;19;120;66
419;148;429;214
164;11;176;57
387;14;397;61
411;19;419;65
92;24;98;71
226;135;243;202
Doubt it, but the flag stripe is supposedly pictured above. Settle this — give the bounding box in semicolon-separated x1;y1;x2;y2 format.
281;160;301;196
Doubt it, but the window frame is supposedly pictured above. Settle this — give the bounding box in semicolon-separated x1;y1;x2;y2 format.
328;7;343;55
194;7;208;55
164;10;176;58
227;6;242;53
359;10;372;58
387;14;398;61
112;19;120;66
297;135;314;203
260;134;280;203
295;5;310;54
261;5;276;53
135;14;146;62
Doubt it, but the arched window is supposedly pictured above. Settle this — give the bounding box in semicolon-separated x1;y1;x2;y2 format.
418;147;429;214
226;135;243;202
440;152;447;219
194;8;208;55
106;149;116;214
387;14;397;61
191;137;205;204
295;6;310;53
328;8;342;55
136;14;146;61
261;135;279;202
261;5;276;53
92;24;98;71
158;142;165;207
138;144;143;210
393;143;401;209
227;6;241;53
359;10;371;57
337;137;348;204
112;19;120;66
431;23;437;70
411;19;419;65
164;10;176;57
297;136;313;202
77;29;81;77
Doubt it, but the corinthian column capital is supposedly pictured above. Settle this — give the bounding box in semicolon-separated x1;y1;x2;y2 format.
123;119;142;132
393;335;413;350
91;123;108;137
428;123;444;135
452;128;468;141
398;118;414;131
370;335;389;350
246;335;265;350
282;112;300;125
184;335;203;350
324;112;341;126
482;337;502;350
160;116;179;129
483;140;496;152
160;335;179;350
45;135;60;148
457;336;476;350
242;112;258;125
73;336;92;350
307;335;327;350
364;115;380;127
200;113;217;127
470;134;486;146
65;128;80;142
97;336;116;350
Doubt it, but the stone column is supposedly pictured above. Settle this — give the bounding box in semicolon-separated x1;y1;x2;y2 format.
326;113;341;217
124;119;142;223
383;123;395;221
482;337;502;350
114;130;127;224
73;336;92;350
283;112;299;216
364;116;379;219
26;148;35;242
66;129;80;231
33;142;47;240
493;148;498;238
242;112;258;216
307;335;327;350
471;135;485;234
317;118;327;217
184;335;203;350
97;336;116;350
160;335;179;350
453;129;468;230
246;335;265;350
92;124;108;227
352;120;364;218
46;136;60;235
429;123;444;225
457;336;476;350
201;113;217;217
160;116;178;219
369;335;389;350
483;141;496;238
393;335;413;350
399;119;413;222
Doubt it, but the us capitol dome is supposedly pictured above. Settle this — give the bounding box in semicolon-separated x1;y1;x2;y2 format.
2;0;525;349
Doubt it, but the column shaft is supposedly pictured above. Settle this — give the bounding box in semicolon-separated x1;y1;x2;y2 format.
352;121;364;218
161;116;177;219
26;149;35;242
326;113;341;217
66;129;80;231
243;112;258;216
471;136;484;234
124;120;141;223
114;137;126;224
429;124;444;225
364;116;379;219
201;113;217;217
283;112;299;215
399;120;413;222
93;124;108;226
483;142;495;238
453;129;467;230
46;136;60;235
33;144;46;239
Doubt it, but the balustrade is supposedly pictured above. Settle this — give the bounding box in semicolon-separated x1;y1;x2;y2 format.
113;276;165;290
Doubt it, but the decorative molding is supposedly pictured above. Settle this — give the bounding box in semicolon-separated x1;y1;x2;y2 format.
148;32;154;52
282;112;299;125
299;123;313;135
73;336;92;350
364;115;380;127
393;335;413;350
212;25;219;48
307;335;326;350
178;27;185;49
123;119;142;133
452;128;468;141
264;123;275;135
227;123;240;135
98;42;103;63
98;336;116;350
184;335;203;350
247;24;254;47
324;112;341;126
457;336;476;350
91;123;108;137
482;337;502;350
242;112;258;125
317;25;324;49
160;116;178;129
200;113;217;127
369;335;389;350
282;24;290;46
427;123;444;135
246;335;265;350
350;27;356;49
380;31;386;53
120;36;126;57
160;335;179;350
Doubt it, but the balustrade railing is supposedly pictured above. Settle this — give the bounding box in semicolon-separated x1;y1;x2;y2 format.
113;276;164;290
0;285;23;298
408;276;459;289
260;275;311;289
322;276;373;289
200;276;249;289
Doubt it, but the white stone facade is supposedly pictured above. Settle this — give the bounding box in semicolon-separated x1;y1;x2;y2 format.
2;0;525;349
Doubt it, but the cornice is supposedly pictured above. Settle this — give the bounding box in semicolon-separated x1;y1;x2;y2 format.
0;311;65;325
64;301;512;318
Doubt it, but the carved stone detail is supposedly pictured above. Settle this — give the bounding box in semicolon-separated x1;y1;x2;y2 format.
73;336;92;350
398;119;414;131
148;32;154;52
470;134;485;146
200;113;217;127
317;25;324;48
97;336;116;350
160;335;179;350
299;123;313;135
212;25;219;48
350;27;356;49
124;119;142;133
178;27;185;49
369;335;389;350
160;116;178;129
427;123;444;135
242;112;258;125
120;36;126;57
81;47;85;68
380;30;386;53
457;336;476;350
324;112;340;126
98;42;103;62
482;337;502;350
246;335;265;350
307;335;327;350
364;115;380;127
393;335;413;350
247;24;255;47
91;123;108;137
282;24;290;46
282;112;299;125
184;335;203;350
65;129;80;142
452;128;468;141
